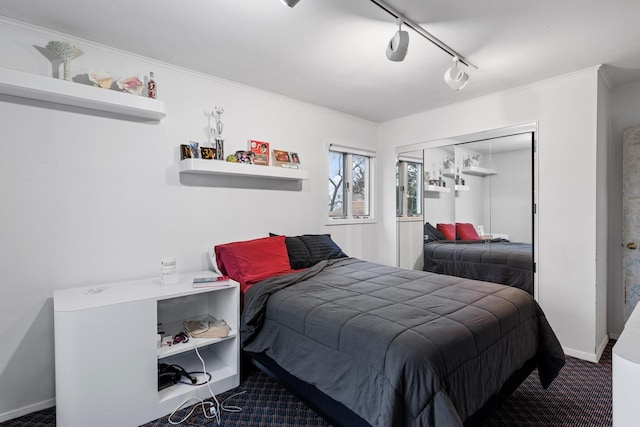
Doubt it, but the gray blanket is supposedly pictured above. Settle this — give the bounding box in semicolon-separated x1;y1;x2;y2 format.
424;240;533;295
241;258;564;427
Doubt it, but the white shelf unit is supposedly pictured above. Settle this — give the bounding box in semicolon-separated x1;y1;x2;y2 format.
461;166;497;177
54;272;239;427
179;158;309;181
455;185;470;191
0;66;166;121
425;185;451;193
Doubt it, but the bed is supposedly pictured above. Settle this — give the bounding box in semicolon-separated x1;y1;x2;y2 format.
423;239;534;295
423;222;534;295
214;234;564;427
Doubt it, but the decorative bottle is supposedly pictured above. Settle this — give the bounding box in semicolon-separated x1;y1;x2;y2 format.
148;72;157;99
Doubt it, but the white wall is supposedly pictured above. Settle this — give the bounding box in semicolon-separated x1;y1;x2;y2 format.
488;149;533;243
0;19;379;420
397;220;423;270
379;67;607;361
423;146;456;224
596;72;610;355
454;146;487;228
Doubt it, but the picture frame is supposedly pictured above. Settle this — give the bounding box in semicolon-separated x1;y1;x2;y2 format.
200;147;215;159
249;140;270;166
272;149;291;164
272;149;300;169
180;141;201;160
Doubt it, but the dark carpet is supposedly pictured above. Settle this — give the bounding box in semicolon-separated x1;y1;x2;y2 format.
1;342;613;426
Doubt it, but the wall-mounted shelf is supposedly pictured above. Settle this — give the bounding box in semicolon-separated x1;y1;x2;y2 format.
461;166;497;177
0;66;166;121
425;185;451;193
442;168;456;178
455;185;470;191
179;158;309;181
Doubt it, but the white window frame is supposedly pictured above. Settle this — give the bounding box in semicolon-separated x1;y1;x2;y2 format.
326;143;376;225
396;154;423;222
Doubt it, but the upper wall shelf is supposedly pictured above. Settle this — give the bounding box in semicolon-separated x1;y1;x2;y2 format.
442;166;497;178
179;158;309;181
461;166;497;177
0;66;166;121
442;168;456;178
425;185;451;193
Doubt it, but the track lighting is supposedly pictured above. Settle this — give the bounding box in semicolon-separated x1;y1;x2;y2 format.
386;18;409;62
369;0;476;89
279;0;475;90
444;56;469;91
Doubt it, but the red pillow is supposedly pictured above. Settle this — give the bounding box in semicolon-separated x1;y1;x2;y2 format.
437;223;456;240
214;235;293;292
456;223;480;240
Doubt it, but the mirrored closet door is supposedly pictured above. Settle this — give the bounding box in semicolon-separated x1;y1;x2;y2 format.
396;126;536;295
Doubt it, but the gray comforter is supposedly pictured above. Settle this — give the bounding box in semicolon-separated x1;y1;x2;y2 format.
241;258;564;427
424;240;533;295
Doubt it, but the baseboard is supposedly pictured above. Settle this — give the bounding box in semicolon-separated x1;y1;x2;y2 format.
563;334;611;363
595;334;610;362
0;398;55;423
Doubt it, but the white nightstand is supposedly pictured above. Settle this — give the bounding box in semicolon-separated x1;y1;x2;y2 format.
54;272;240;427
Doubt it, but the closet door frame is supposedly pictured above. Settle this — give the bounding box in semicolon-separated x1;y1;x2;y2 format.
395;122;539;300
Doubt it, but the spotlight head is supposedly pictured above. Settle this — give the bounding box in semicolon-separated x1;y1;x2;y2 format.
281;0;301;7
386;30;409;62
444;56;469;90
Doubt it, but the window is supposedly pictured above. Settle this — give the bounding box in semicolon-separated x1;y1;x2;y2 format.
327;145;375;223
396;157;422;219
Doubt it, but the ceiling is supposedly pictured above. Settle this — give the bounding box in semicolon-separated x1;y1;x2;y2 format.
2;0;640;122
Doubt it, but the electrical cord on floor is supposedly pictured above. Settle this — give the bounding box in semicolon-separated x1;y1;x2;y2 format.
166;322;245;425
167;397;218;425
220;390;246;413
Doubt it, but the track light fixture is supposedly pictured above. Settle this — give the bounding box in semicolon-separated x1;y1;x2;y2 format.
386;18;409;62
444;56;469;91
279;0;476;90
281;0;301;7
370;0;476;90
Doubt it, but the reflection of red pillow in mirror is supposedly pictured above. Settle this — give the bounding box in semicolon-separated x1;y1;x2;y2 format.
437;223;456;240
456;223;480;240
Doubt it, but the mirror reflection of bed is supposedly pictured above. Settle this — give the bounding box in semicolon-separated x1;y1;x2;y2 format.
397;127;535;296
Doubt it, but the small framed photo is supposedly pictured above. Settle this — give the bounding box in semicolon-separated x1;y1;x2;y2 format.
272;149;291;164
249;140;270;166
272;149;300;168
180;141;200;160
200;147;215;160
